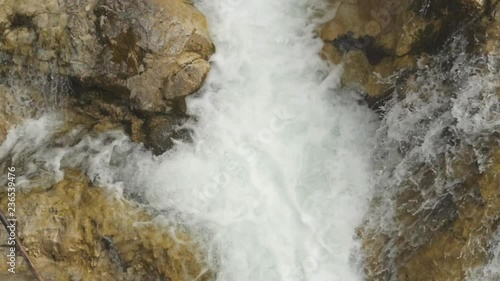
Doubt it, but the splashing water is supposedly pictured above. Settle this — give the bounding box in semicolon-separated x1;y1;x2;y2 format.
131;0;377;279
468;227;500;281
361;34;500;279
1;0;378;280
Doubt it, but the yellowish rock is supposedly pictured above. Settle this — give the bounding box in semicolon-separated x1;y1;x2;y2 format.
0;0;216;155
320;20;347;41
0;0;214;114
361;147;500;281
365;20;382;37
320;0;493;99
0;170;213;281
0;84;45;142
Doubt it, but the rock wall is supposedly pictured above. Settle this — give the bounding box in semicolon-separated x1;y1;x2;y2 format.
0;0;215;279
321;0;500;280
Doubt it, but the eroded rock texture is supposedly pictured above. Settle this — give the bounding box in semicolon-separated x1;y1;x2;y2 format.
321;0;499;104
323;1;500;280
0;0;214;154
0;0;215;279
0;170;212;281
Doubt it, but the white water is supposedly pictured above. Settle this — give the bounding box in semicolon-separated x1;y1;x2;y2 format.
132;0;377;280
0;0;378;280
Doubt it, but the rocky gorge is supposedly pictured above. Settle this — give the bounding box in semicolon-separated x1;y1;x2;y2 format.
0;0;499;280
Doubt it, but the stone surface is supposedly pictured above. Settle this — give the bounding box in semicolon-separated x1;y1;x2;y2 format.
0;170;212;281
0;0;215;154
0;1;215;279
0;0;213;111
361;147;500;281
321;0;499;100
353;18;500;280
0;84;46;142
319;1;500;279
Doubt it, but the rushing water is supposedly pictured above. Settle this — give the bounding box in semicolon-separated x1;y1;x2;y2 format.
131;0;378;279
3;0;500;280
0;0;379;280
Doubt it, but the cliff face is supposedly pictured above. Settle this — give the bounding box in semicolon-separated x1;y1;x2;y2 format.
320;0;500;280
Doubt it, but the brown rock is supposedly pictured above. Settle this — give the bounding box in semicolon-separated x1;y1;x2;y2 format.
319;1;500;279
143;115;178;155
0;0;215;154
0;84;45;142
320;20;346;41
0;170;213;281
360;147;500;281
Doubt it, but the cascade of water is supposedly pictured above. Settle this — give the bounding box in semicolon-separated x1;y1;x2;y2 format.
0;0;379;280
126;0;378;280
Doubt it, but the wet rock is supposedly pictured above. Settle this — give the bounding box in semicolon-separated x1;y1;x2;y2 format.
321;0;498;100
326;1;500;278
67;87;191;155
361;148;500;281
143;114;190;155
0;0;214;154
357;32;500;280
0;83;46;142
0;170;212;281
485;2;500;53
0;0;213;110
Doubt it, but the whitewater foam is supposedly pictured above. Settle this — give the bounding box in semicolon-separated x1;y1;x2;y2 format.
132;0;378;280
0;0;378;280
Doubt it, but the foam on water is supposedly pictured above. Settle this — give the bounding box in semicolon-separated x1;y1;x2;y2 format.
129;0;377;280
468;228;500;281
0;0;378;280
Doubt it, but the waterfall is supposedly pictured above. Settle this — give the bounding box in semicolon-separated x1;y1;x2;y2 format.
129;0;378;279
97;0;378;279
122;0;375;281
0;0;379;280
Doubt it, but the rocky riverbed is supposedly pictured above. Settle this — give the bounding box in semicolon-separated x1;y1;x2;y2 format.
1;0;500;280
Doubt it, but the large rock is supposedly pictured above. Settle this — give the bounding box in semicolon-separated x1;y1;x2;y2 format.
0;0;215;154
0;1;215;279
361;144;500;280
338;2;500;277
319;1;500;279
0;170;212;281
321;0;499;101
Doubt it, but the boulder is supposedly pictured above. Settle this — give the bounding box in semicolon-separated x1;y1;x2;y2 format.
0;170;212;281
319;1;500;279
0;0;215;154
321;0;499;101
